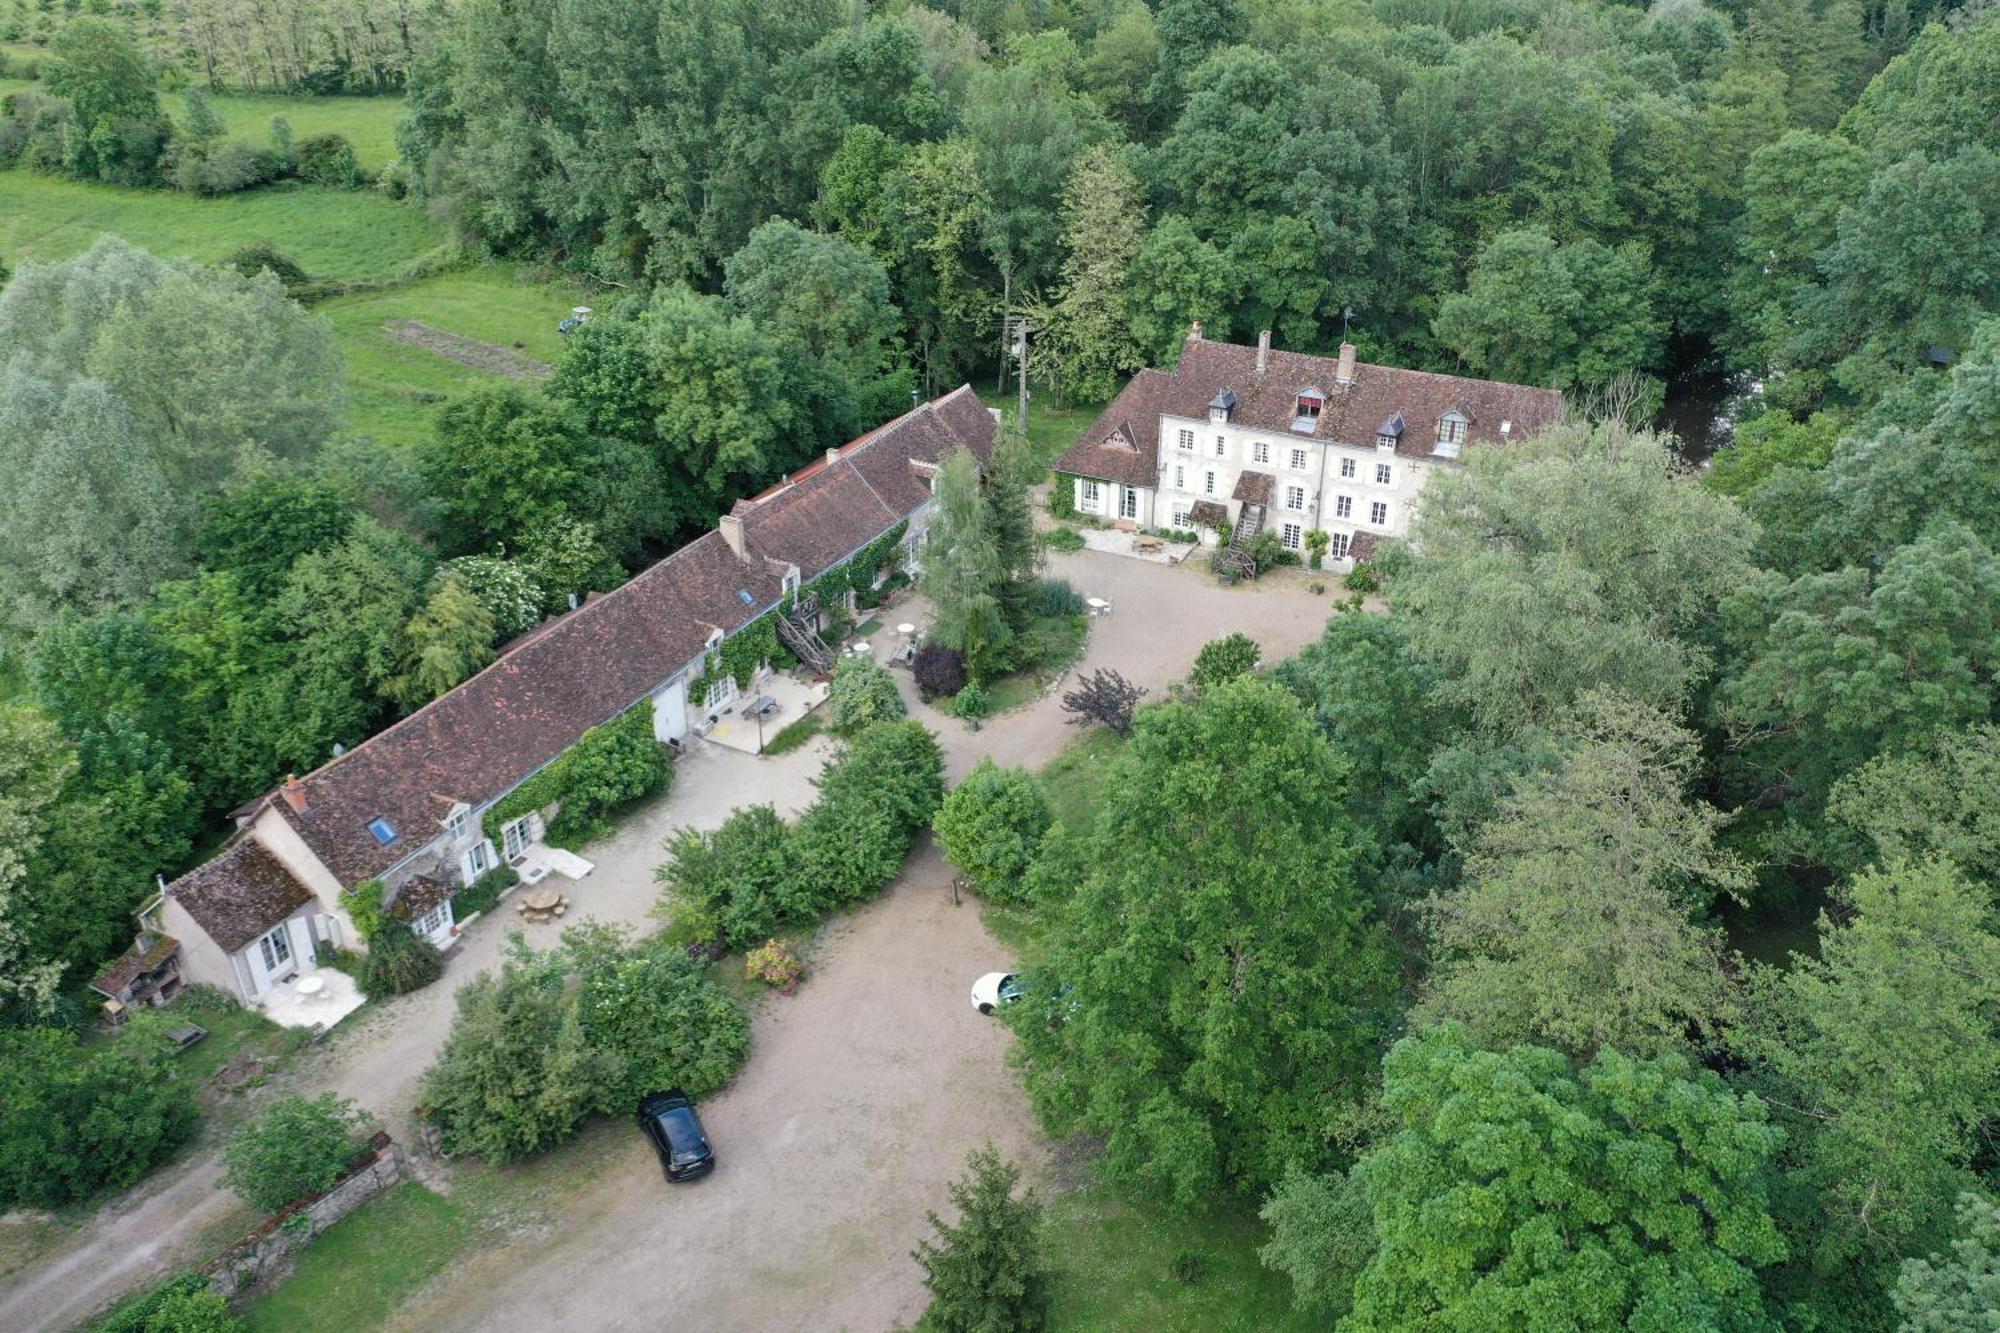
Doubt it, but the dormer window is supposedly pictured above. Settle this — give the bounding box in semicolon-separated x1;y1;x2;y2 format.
706;628;725;652
1376;413;1405;452
1208;389;1236;424
443;804;470;845
1435;411;1469;458
1295;389;1324;419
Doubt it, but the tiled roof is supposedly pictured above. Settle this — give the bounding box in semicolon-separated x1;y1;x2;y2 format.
1167;338;1564;460
234;387;993;890
91;933;181;999
1232;470;1274;505
388;875;452;922
1051;370;1172;487
1347;532;1384;562
1188;500;1229;528
169;840;313;955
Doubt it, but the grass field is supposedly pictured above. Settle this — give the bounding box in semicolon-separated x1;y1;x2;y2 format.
317;265;595;444
1044;1182;1315;1332
238;1182;480;1333
1;169;444;281
980;387;1110;476
193;93;408;171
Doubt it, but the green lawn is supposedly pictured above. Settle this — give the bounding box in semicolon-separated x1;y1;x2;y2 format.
1037;727;1127;834
195;93;408;171
980;388;1111;476
316;266;593;444
0;169;444;282
1043;1181;1315;1333
238;1182;479;1333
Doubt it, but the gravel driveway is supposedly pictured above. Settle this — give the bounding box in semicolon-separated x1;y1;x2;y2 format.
2;549;1337;1332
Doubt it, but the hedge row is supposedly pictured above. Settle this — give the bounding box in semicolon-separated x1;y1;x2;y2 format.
481;699;672;850
657;720;944;948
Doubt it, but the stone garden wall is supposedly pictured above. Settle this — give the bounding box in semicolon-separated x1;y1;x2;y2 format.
204;1132;407;1301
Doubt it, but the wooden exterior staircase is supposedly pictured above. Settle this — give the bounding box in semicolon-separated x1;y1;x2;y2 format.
775;593;837;675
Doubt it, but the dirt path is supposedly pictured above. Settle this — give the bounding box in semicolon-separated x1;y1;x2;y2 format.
1;549;1337;1332
0;742;832;1333
383;320;554;380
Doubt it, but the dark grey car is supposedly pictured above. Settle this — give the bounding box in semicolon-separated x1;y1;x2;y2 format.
637;1089;715;1182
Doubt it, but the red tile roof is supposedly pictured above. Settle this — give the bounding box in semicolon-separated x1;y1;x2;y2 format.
174;387;994;902
1167;338;1564;460
170;840;314;954
1053;339;1564;481
1051;370;1172;487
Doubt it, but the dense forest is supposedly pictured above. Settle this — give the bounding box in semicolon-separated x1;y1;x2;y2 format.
1;0;1997;1326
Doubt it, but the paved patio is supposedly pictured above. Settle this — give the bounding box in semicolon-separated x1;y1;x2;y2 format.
1073;525;1202;564
257;966;365;1031
704;670;829;754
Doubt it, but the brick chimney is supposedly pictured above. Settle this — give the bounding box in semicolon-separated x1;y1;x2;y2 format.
718;512;746;560
1336;342;1357;386
280;775;307;813
1256;330;1271;374
1188;320;1203;341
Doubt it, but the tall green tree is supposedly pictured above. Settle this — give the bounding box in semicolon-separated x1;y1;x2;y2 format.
43;18;168;184
419;386;592;556
1420;693;1748;1059
984;432;1040;633
1434;228;1664;393
722;219;907;438
387;574;497;708
1037;142;1147;404
1014;678;1397;1204
912;1145;1050;1333
920;448;1010;680
1126;214;1233;363
1389;420;1755;735
1343;1024;1786;1331
0;706;74;1020
1739;859;2000;1303
1893;1192;2000;1333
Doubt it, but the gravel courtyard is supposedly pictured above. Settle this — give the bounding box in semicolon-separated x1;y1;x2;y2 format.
1;548;1336;1333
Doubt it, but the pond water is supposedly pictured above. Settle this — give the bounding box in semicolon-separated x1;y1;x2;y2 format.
1655;360;1755;466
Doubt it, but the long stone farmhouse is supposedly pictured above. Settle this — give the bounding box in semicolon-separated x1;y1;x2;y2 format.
132;386;996;1007
1054;326;1566;567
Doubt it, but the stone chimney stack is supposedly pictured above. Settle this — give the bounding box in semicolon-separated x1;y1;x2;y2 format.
826;447;841;468
1336;342;1357;386
1256;330;1271;374
280;775;307;813
1188;320;1203;341
718;512;746;560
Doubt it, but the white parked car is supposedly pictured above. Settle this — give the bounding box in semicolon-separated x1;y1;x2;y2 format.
970;971;1024;1015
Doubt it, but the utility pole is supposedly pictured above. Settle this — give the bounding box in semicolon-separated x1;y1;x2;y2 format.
1012;316;1030;439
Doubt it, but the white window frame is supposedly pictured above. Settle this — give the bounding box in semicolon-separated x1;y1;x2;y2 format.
410;901;451;942
1285;485;1305;511
1214;435;1226;458
1289;448;1308;471
1203;471;1216;496
1281;522;1302;551
1370;501;1388;526
1438;415;1467;447
463;838;492;882
444;807;468;845
257;922;292;975
1331;532;1350;559
1119;486;1139;520
1335;495;1352;519
1080;478;1101;511
1375;462;1393;485
502;814;537;861
1340;457;1356;479
1173;465;1185;490
1171;507;1191;529
1252;441;1270;464
1176;428;1194;451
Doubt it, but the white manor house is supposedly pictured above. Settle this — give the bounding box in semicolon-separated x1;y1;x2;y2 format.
1054;326;1566;566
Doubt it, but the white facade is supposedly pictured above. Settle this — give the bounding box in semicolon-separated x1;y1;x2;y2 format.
1150;410;1439;566
1070;476;1155;528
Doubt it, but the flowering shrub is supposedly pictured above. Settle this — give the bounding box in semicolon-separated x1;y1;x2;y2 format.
443;554;545;637
746;939;806;994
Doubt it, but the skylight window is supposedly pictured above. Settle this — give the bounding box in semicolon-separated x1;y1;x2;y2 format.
367;818;397;846
736;588;755;606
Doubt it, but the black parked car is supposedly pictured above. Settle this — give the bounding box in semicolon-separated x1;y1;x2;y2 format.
637;1089;715;1182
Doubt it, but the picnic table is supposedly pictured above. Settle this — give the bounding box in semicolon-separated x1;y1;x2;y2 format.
745;694;781;720
517;886;570;924
166;1023;208;1051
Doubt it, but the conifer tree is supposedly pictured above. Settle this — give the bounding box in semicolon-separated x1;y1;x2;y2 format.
912;1145;1049;1333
